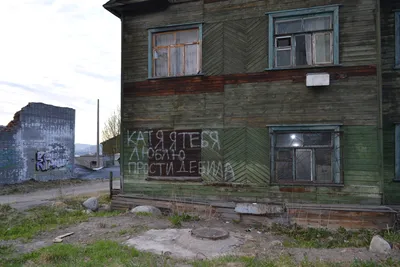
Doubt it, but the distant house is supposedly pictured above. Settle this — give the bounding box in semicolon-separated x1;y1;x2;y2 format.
103;0;400;229
101;135;121;167
101;135;120;155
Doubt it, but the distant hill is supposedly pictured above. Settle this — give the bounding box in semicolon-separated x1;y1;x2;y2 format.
75;143;102;156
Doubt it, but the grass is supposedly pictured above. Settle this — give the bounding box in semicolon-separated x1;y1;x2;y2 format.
1;243;399;267
268;224;400;249
0;244;15;261
0;197;123;241
168;212;200;227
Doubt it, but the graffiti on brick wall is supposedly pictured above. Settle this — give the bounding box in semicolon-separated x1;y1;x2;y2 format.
126;129;235;181
36;144;69;172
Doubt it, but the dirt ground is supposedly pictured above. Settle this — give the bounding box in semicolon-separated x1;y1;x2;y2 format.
1;206;399;264
0;179;119;210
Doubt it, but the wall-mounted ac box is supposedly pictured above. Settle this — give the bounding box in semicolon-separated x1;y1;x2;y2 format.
306;73;330;87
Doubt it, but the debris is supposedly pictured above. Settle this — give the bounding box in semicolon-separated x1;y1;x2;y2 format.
83;209;93;214
100;204;110;211
53;232;74;243
130;205;162;216
369;235;391;254
82;197;99;212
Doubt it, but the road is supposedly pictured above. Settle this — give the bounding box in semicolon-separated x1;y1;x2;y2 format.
74;165;121;179
0;179;120;211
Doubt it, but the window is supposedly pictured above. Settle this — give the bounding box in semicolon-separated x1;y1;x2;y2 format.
267;5;340;69
395;12;400;68
148;24;202;78
270;126;341;184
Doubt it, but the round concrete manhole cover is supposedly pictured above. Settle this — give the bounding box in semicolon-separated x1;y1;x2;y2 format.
191;227;229;240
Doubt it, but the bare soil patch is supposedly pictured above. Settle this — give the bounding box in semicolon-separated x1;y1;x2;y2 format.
0;178;101;196
2;206;399;265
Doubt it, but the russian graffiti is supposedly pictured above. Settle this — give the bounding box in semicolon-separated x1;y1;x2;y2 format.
126;129;235;181
36;144;69;171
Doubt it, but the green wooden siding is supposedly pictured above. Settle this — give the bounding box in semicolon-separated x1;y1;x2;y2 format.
122;126;381;205
118;0;386;205
381;0;400;205
382;124;400;205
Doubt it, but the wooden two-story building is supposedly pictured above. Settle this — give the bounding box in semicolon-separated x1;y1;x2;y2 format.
103;0;400;229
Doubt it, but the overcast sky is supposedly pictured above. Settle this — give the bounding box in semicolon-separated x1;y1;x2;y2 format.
0;0;120;145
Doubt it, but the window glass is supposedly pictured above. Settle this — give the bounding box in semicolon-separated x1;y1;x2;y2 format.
176;29;198;43
295;149;312;180
303;16;331;31
155;33;175;46
276;50;292;67
277;37;291;47
315;149;332;182
154;48;168;77
303;132;332;146
275;19;302;34
314;32;332;63
295;34;312;66
185;44;198;75
170;47;184;76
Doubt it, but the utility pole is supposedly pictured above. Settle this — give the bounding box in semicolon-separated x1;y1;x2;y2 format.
97;99;100;168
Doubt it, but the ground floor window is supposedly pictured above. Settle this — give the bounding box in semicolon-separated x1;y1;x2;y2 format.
270;125;341;184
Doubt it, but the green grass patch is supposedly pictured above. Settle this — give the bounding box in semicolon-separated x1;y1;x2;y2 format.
190;255;400;267
0;244;15;261
168;212;200;227
0;203;123;241
269;224;400;249
1;243;399;267
1;240;181;267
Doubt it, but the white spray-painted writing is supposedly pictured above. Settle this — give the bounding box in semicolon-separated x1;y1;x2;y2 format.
126;129;234;180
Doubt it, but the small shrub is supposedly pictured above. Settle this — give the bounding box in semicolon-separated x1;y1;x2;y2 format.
169;214;183;227
168;212;199;227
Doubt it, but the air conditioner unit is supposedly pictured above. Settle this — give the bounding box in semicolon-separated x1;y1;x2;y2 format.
306;73;330;87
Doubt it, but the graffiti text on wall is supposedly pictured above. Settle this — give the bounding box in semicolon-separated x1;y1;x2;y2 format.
126;130;235;181
36;151;68;172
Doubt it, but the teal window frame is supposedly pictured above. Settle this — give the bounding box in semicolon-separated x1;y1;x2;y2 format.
395;12;400;69
269;125;342;185
266;5;340;70
395;124;400;180
147;23;203;79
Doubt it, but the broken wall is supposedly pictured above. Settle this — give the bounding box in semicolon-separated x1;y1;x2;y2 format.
0;103;75;184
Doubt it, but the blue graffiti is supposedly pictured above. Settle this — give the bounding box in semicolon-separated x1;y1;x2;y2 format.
36;151;68;171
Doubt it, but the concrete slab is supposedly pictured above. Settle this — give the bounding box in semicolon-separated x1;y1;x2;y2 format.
124;229;243;259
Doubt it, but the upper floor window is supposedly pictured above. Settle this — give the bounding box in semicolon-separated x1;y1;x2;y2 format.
148;24;202;78
395;12;400;68
267;5;340;69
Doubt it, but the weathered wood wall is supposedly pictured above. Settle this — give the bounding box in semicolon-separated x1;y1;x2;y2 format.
381;0;400;205
120;0;383;205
